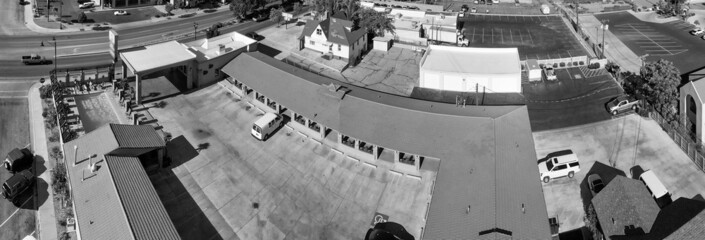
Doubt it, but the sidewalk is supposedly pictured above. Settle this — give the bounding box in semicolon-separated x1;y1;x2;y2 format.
28;83;57;240
581;14;643;72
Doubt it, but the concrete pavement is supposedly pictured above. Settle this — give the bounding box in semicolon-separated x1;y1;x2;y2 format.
28;83;57;240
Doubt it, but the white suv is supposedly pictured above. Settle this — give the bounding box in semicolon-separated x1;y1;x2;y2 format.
538;150;580;183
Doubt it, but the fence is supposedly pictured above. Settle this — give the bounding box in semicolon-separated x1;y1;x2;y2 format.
643;102;705;172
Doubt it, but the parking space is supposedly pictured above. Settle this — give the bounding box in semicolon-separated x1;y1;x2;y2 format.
460;15;588;60
147;82;435;240
611;23;688;56
523;66;622;131
596;12;705;74
534;114;705;232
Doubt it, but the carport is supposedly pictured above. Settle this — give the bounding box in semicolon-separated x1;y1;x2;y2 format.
119;41;197;104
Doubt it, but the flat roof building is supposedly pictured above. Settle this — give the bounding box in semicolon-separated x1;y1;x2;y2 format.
419;45;522;93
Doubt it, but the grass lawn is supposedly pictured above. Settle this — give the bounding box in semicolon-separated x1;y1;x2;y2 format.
0;98;36;240
84;7;163;25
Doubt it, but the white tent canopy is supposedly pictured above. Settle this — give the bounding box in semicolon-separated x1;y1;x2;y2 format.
120;41;197;75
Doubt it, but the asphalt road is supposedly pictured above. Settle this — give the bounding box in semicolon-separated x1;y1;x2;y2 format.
0;9;277;78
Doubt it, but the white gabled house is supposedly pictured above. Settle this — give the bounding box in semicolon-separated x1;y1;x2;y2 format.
298;16;368;65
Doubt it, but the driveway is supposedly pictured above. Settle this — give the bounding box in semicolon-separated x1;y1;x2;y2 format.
147;82;436;240
534;113;705;232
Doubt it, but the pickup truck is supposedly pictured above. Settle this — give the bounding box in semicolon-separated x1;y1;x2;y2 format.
4;147;33;173
2;169;34;204
21;54;48;65
607;96;640;115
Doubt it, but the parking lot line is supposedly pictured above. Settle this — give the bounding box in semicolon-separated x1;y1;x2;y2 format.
0;198;31;229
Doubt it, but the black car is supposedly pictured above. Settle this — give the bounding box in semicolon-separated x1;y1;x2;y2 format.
2;169;35;204
588;174;605;197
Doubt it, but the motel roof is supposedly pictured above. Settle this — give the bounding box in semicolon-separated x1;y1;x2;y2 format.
120;41;196;75
64;124;178;240
222;52;551;239
420;45;521;76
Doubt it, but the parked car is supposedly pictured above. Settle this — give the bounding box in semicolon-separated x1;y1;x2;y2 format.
471;7;477;13
4;148;33;173
2;170;35;204
606;95;639;115
474;0;479;4
113;10;128;16
691;29;704;35
79;2;94;8
639;170;672;208
251;112;284;141
587;174;605;197
538;150;580;183
543;66;557;81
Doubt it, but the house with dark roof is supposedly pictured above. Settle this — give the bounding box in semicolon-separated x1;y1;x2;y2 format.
298;16;368;65
63;124;179;240
222;52;552;239
591;175;660;239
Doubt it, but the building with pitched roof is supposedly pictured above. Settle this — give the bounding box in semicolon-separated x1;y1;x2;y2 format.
63;124;179;240
591;175;660;239
298;16;368;65
680;75;705;145
222;52;551;239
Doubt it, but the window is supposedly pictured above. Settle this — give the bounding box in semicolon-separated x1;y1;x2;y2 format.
329;45;333;51
338;44;341;51
569;162;579;167
310;41;315;45
316;29;322;35
553;164;568;171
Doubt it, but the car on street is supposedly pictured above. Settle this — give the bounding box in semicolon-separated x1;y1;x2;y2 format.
252;14;268;22
606;95;639;115
114;10;128;16
79;2;94;8
471;7;477;13
691;29;704;35
474;0;479;4
587;174;605;197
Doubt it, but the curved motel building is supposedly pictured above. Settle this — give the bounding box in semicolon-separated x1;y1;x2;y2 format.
222;52;551;239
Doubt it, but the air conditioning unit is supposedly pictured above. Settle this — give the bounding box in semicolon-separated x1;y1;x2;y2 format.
67;218;76;232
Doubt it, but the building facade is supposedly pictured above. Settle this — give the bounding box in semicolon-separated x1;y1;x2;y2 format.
299;17;368;65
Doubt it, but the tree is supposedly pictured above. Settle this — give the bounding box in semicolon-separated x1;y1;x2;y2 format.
206;26;220;38
269;7;284;27
77;12;87;23
630;59;681;121
583;204;603;240
354;8;395;37
309;0;328;20
165;3;174;15
293;2;302;15
230;0;249;21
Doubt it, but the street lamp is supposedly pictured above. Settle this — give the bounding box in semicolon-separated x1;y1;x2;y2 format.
601;21;609;59
193;22;198;40
41;36;58;81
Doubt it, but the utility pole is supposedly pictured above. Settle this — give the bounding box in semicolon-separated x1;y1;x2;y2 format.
601;20;608;59
42;37;58;80
193;22;198;40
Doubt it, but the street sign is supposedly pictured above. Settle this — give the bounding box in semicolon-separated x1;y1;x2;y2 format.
109;29;119;63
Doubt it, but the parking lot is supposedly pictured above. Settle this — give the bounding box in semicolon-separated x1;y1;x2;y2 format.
147;82;436;240
523;66;623;131
596;12;705;74
534;114;705;232
459;15;588;60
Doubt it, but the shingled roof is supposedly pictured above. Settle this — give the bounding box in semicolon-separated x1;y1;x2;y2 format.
592;176;659;239
300;17;367;46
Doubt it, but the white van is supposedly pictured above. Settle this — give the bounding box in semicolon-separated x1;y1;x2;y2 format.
538;150;580;183
639;170;672;208
251;112;284;141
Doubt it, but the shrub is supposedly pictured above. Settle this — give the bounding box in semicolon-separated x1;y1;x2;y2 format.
553;63;558;68
77;12;87;23
587;62;601;69
579;61;585;65
573;61;578;66
559;62;566;67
